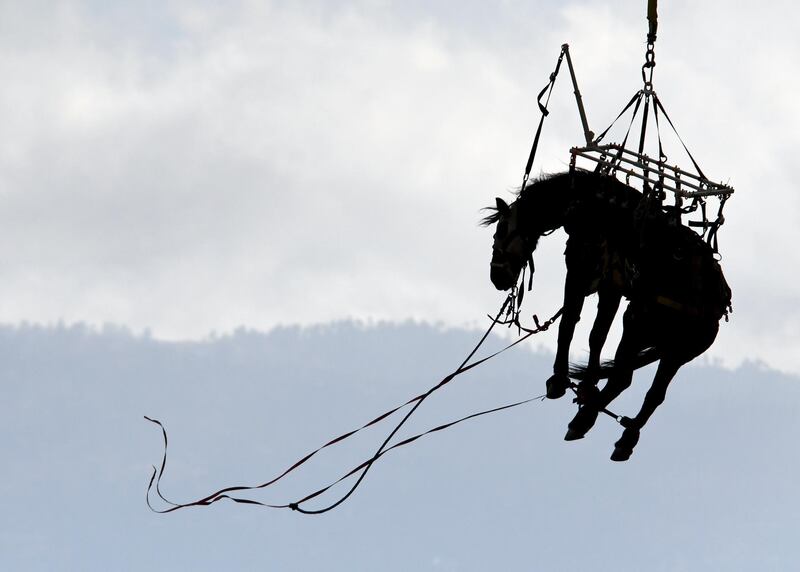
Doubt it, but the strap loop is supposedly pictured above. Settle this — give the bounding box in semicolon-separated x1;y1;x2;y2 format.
145;298;563;515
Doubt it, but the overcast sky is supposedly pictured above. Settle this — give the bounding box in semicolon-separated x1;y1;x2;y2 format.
0;1;796;371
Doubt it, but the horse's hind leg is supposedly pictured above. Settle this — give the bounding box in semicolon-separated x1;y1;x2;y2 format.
611;357;682;462
565;314;643;441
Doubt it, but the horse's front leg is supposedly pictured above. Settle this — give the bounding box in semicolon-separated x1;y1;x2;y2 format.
546;270;587;399
611;357;683;461
576;283;623;403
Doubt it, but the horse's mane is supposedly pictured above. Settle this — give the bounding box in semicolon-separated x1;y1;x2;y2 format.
479;207;504;227
479;171;569;227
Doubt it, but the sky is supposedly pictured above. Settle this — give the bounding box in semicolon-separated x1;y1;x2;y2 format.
0;1;797;371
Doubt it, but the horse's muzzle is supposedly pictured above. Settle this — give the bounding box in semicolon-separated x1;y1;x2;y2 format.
490;263;516;291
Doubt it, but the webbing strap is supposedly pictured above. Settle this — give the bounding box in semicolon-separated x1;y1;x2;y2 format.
289;393;547;512
653;95;707;180
148;393;547;512
705;195;728;254
145;301;563;515
638;95;650;157
651;95;666;163
647;0;658;44
593;91;643;145
522;48;566;191
608;93;645;170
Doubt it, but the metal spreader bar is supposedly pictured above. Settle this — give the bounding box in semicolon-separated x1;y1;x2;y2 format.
570;143;734;199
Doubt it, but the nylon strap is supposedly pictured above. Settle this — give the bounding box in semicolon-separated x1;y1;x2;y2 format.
651;95;666;162
522;47;566;190
608;92;644;170
638;95;650;157
647;0;658;44
146;301;563;514
653;95;707;179
150;393;548;512
594;91;643;145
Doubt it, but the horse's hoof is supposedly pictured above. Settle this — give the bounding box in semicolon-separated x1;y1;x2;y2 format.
564;428;585;441
546;374;569;400
564;406;598;441
611;427;640;461
610;447;633;462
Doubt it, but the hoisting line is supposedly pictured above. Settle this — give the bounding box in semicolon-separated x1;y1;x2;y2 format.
145;296;563;515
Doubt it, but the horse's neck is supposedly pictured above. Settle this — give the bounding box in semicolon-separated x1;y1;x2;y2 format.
521;175;574;232
591;174;643;222
578;172;641;207
523;172;643;238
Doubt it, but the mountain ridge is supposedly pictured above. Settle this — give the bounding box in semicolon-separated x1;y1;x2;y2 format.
2;320;796;571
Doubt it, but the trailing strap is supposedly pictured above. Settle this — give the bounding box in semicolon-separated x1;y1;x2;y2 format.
145;298;563;515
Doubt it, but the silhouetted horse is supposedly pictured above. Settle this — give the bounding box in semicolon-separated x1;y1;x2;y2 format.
484;170;731;460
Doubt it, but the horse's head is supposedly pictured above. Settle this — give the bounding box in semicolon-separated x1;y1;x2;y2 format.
487;197;535;291
484;173;575;291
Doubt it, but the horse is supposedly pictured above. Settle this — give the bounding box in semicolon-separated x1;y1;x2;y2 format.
483;169;731;460
484;170;640;400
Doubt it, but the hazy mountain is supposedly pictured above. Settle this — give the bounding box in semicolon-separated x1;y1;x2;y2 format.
2;321;796;571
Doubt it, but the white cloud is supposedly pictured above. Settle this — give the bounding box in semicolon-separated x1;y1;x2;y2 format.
0;1;798;372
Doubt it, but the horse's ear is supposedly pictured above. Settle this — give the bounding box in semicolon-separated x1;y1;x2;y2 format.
495;197;511;216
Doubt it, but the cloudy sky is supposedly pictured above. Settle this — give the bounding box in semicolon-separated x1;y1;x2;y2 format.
0;1;796;371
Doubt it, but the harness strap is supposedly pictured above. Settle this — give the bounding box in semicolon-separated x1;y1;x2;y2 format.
527;252;535;291
522;47;566;190
594;91;643;145
706;195;727;254
652;95;708;180
608;92;645;171
637;94;650;157
651;93;667;163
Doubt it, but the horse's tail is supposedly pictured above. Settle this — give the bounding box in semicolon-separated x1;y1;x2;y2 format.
569;347;661;381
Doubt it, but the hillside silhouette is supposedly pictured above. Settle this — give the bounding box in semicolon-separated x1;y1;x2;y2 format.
2;321;797;570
